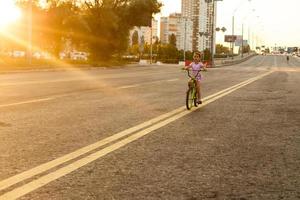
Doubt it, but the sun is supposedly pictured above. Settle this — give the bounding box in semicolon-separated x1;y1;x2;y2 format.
0;1;21;28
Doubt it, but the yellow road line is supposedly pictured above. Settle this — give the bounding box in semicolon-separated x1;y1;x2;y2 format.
0;71;273;199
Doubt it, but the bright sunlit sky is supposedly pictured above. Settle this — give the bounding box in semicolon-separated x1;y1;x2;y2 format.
0;1;21;28
1;0;299;47
158;0;300;47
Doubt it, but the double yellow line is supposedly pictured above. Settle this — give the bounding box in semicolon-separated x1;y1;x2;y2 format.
0;71;273;200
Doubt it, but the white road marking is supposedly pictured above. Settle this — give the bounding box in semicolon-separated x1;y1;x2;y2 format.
0;78;96;87
117;84;140;89
166;78;179;82
0;71;273;199
118;79;180;90
0;79;179;108
0;98;55;108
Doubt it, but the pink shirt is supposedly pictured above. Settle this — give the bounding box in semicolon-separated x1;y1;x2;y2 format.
189;62;204;81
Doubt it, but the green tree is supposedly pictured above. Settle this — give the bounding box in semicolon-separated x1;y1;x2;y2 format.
203;48;211;61
216;44;230;54
10;0;162;61
242;45;250;53
169;34;176;47
41;0;79;57
80;0;162;60
132;31;139;46
128;44;140;55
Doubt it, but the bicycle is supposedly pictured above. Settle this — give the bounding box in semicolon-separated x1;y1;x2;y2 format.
183;69;202;110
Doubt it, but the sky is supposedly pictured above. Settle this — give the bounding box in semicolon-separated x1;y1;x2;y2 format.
158;0;300;47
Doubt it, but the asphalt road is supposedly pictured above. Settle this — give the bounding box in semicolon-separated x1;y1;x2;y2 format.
0;55;299;200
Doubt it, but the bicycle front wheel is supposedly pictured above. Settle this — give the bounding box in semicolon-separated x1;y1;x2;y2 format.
194;91;198;107
186;88;194;110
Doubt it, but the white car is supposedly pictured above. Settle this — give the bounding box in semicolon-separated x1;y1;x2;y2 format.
70;52;88;61
10;51;26;58
33;52;52;59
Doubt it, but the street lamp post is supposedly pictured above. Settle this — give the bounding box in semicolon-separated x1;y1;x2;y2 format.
183;17;187;62
241;23;244;57
231;0;251;59
205;0;222;67
241;9;255;57
28;0;32;65
210;0;215;67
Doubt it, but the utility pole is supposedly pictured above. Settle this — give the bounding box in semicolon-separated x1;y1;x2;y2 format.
241;23;244;58
210;0;215;67
232;15;234;59
248;26;250;52
184;17;187;62
150;23;153;64
28;0;32;65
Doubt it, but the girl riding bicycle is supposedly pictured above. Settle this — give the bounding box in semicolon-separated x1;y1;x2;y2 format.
184;51;207;104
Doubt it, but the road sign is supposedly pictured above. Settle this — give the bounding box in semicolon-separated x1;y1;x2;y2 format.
234;36;243;46
225;35;237;43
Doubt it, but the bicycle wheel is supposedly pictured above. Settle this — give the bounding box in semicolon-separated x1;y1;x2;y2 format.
194;91;198;107
186;88;194;110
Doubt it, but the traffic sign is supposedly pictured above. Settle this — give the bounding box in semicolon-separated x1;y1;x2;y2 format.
225;35;237;43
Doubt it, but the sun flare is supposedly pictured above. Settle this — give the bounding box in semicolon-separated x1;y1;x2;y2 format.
0;1;21;28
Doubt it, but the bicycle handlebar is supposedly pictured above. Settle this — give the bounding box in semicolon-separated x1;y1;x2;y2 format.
182;68;202;79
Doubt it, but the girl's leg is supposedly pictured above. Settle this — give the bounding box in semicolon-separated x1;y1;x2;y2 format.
196;81;201;101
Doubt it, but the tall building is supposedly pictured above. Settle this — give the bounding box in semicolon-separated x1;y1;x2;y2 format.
182;0;201;51
178;17;193;51
160;17;169;44
181;0;217;52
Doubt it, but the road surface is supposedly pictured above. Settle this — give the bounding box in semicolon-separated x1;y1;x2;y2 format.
0;55;299;199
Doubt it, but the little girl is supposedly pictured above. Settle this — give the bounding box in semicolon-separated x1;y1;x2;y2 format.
184;51;207;104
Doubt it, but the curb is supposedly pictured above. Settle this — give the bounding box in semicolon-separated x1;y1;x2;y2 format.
214;54;257;67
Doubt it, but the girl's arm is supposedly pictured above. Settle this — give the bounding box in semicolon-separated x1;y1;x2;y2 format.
184;62;193;70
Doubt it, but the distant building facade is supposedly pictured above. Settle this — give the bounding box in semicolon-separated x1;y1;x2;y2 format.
129;19;158;46
160;13;193;52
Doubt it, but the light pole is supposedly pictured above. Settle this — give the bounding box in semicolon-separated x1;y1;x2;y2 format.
28;0;32;65
150;20;153;64
205;0;223;67
183;17;187;62
241;9;255;57
231;0;251;59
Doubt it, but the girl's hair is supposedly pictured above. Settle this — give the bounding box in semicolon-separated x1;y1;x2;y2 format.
194;51;202;58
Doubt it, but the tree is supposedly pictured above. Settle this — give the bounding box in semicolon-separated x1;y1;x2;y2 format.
80;0;162;60
169;34;176;47
8;0;162;61
242;45;250;53
128;44;140;55
41;0;79;57
216;44;230;54
132;31;139;46
203;48;211;61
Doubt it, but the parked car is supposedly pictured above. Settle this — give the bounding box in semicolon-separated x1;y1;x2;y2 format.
70;52;88;61
33;52;52;59
9;51;26;58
